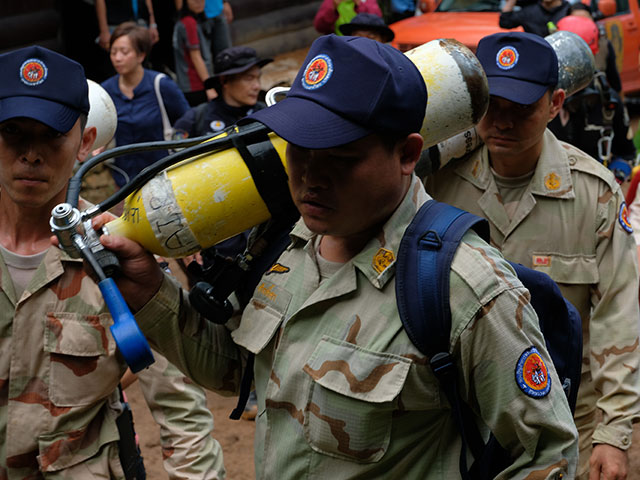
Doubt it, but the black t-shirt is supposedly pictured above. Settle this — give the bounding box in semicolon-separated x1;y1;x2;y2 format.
500;1;571;36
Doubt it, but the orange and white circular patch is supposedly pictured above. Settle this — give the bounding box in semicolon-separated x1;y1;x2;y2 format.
515;346;551;398
496;46;519;70
302;54;333;90
20;58;47;86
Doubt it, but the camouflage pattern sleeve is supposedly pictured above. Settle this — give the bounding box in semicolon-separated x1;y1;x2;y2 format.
587;183;640;448
450;233;579;478
136;349;226;479
135;274;245;397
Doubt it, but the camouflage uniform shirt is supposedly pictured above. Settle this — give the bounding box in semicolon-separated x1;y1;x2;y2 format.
426;129;640;466
0;202;225;479
136;175;579;479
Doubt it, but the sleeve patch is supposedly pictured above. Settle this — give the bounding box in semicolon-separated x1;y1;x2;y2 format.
515;346;551;398
619;202;633;234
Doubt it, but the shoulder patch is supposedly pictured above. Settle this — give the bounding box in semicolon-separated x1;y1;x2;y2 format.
619;201;633;234
515;346;551;399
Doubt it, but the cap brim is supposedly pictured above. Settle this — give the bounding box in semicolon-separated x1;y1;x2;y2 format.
487;76;550;105
0;96;80;132
213;58;274;78
339;25;395;43
245;96;372;149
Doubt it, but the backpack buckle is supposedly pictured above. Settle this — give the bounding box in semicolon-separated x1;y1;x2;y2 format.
429;351;455;380
420;230;443;249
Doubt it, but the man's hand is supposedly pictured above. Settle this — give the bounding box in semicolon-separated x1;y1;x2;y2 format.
88;214;164;312
589;444;628;480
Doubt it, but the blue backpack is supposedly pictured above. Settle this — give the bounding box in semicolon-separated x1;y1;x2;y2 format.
396;199;582;480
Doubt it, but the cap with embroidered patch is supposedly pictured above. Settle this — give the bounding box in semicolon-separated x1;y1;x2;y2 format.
244;34;427;149
476;32;558;105
0;46;89;133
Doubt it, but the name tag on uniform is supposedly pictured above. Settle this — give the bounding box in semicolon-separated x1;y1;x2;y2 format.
532;255;550;267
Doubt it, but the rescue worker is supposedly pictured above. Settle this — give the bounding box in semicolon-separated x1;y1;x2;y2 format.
173;46;272;139
0;45;225;479
98;34;579;478
426;32;640;480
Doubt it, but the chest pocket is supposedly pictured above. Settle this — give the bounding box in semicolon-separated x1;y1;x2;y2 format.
44;312;124;407
302;336;411;463
531;252;599;285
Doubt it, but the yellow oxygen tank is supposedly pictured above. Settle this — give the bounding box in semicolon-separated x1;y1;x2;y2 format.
104;39;489;258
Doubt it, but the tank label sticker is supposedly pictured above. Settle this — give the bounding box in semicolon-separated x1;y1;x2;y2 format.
20;58;48;86
143;173;202;256
619;201;633;234
372;248;395;274
496;46;519;70
302;54;333;90
515;346;551;398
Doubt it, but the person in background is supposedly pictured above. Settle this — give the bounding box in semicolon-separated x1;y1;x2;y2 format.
101;22;190;191
567;2;622;94
173;46;271;139
426;31;640;480
499;0;571;37
173;0;217;106
314;0;383;36
338;12;395;43
176;0;234;61
548;14;635;178
96;0;159;51
0;44;224;480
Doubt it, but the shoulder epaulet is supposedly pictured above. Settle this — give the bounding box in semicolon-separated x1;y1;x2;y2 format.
450;231;520;321
561;141;618;190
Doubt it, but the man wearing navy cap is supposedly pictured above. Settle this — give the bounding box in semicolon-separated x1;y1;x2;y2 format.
0;46;227;479
427;31;640;480
103;34;578;478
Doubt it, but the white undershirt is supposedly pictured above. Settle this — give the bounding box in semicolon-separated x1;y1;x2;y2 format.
314;236;345;282
0;244;47;298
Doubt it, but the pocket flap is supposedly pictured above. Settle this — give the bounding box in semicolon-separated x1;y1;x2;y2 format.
303;336;411;403
232;287;288;354
37;412;119;472
44;312;114;356
531;253;599;285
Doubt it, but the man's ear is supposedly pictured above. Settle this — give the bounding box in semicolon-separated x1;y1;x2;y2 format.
548;88;566;121
78;126;98;162
399;133;424;175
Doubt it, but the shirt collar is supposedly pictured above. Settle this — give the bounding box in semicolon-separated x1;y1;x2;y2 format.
455;129;575;199
289;175;429;290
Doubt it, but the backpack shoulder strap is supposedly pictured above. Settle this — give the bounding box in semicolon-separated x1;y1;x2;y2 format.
396;199;489;356
396;199;492;478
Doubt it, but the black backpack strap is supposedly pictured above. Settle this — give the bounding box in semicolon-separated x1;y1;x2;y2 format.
396;199;490;478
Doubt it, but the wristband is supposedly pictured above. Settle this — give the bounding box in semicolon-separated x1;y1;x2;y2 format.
150;23;158;28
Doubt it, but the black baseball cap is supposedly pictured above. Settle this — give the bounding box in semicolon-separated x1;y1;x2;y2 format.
0;46;89;133
339;13;395;43
204;46;272;89
244;35;427;149
476;32;559;105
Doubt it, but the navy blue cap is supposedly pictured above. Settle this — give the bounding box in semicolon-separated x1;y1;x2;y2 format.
245;35;427;149
476;32;558;105
339;13;395;43
0;46;89;133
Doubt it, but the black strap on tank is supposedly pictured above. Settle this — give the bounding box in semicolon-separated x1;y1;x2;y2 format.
231;122;298;221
